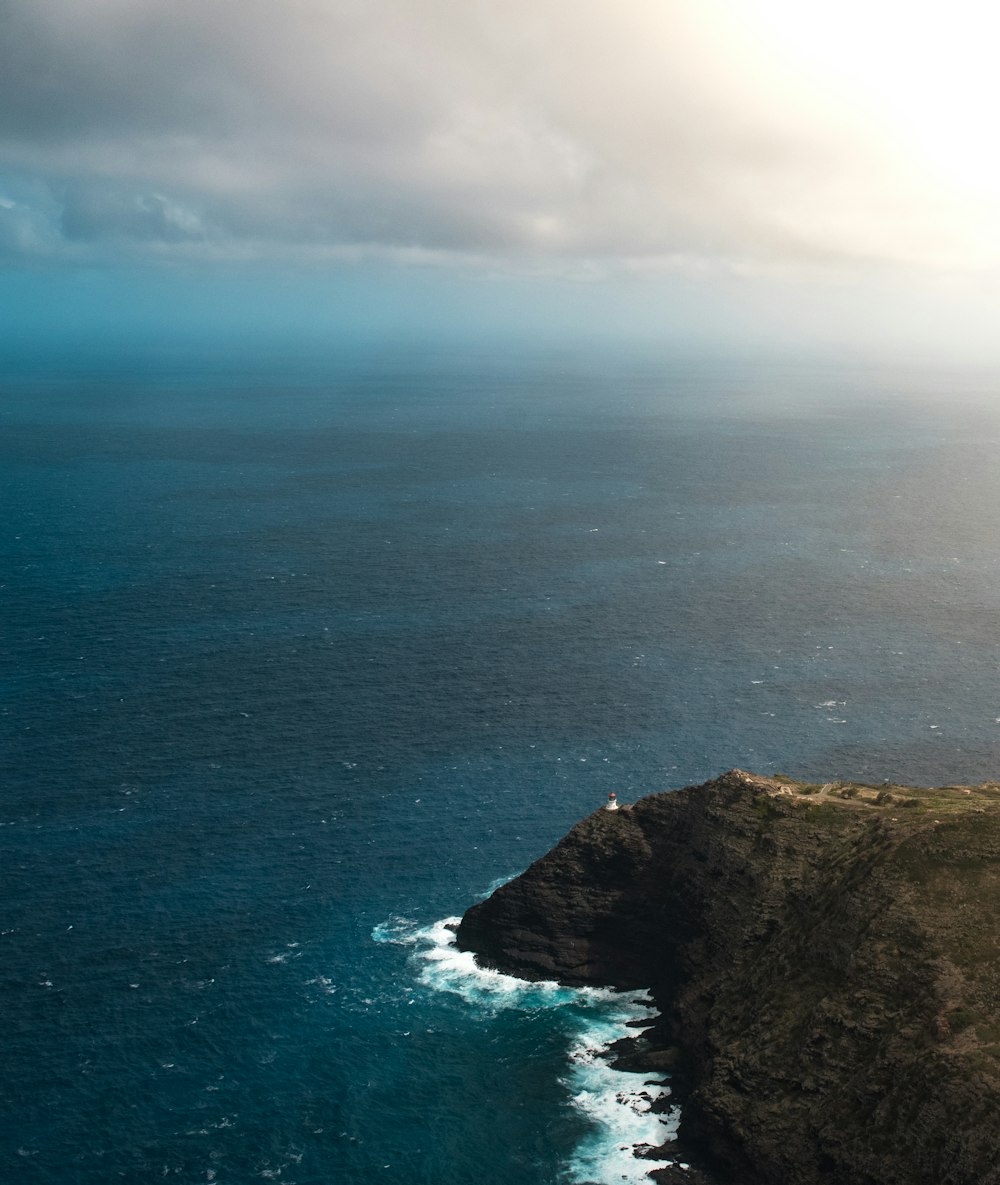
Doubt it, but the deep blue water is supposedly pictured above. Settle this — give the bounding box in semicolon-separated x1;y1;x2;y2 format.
4;351;1000;1184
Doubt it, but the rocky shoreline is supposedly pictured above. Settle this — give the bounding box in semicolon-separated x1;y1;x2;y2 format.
457;770;1000;1185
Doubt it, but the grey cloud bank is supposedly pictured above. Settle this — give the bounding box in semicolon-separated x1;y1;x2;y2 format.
6;0;1000;366
1;0;991;272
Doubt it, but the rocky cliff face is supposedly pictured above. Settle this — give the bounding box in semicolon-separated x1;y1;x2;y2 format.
456;770;1000;1185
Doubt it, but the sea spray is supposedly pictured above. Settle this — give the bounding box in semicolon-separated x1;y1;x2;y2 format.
562;1009;679;1185
375;915;679;1183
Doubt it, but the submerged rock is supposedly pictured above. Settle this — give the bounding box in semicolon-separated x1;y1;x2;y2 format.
457;770;1000;1185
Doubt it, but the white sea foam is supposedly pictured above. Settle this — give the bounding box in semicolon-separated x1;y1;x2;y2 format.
381;915;677;1182
370;916;421;945
410;917;586;1011
560;992;679;1185
563;1025;678;1185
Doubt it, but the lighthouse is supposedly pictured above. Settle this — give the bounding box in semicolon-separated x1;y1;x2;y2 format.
605;792;619;811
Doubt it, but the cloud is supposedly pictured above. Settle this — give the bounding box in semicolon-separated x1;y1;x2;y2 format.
1;0;999;276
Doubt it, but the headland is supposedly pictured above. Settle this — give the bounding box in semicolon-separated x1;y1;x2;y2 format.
457;770;1000;1185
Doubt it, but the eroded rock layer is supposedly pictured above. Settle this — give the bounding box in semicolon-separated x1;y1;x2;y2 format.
456;770;1000;1185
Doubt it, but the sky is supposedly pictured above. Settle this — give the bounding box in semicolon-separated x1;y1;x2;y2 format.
4;0;1000;364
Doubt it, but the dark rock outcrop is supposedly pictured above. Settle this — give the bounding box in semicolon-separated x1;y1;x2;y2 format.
457;770;1000;1185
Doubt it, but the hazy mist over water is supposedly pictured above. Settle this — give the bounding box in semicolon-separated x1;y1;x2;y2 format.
4;348;1000;1183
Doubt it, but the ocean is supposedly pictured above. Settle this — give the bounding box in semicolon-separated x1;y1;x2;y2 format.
4;350;1000;1184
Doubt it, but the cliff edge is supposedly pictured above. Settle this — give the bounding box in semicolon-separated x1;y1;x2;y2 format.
456;770;1000;1185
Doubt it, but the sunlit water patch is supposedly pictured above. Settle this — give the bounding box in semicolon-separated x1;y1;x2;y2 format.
375;915;679;1183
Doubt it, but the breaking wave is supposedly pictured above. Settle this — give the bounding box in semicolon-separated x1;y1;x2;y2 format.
375;914;680;1183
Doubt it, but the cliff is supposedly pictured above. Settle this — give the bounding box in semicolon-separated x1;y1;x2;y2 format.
456;770;1000;1185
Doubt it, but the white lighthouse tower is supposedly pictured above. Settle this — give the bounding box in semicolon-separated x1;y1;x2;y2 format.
605;792;619;811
